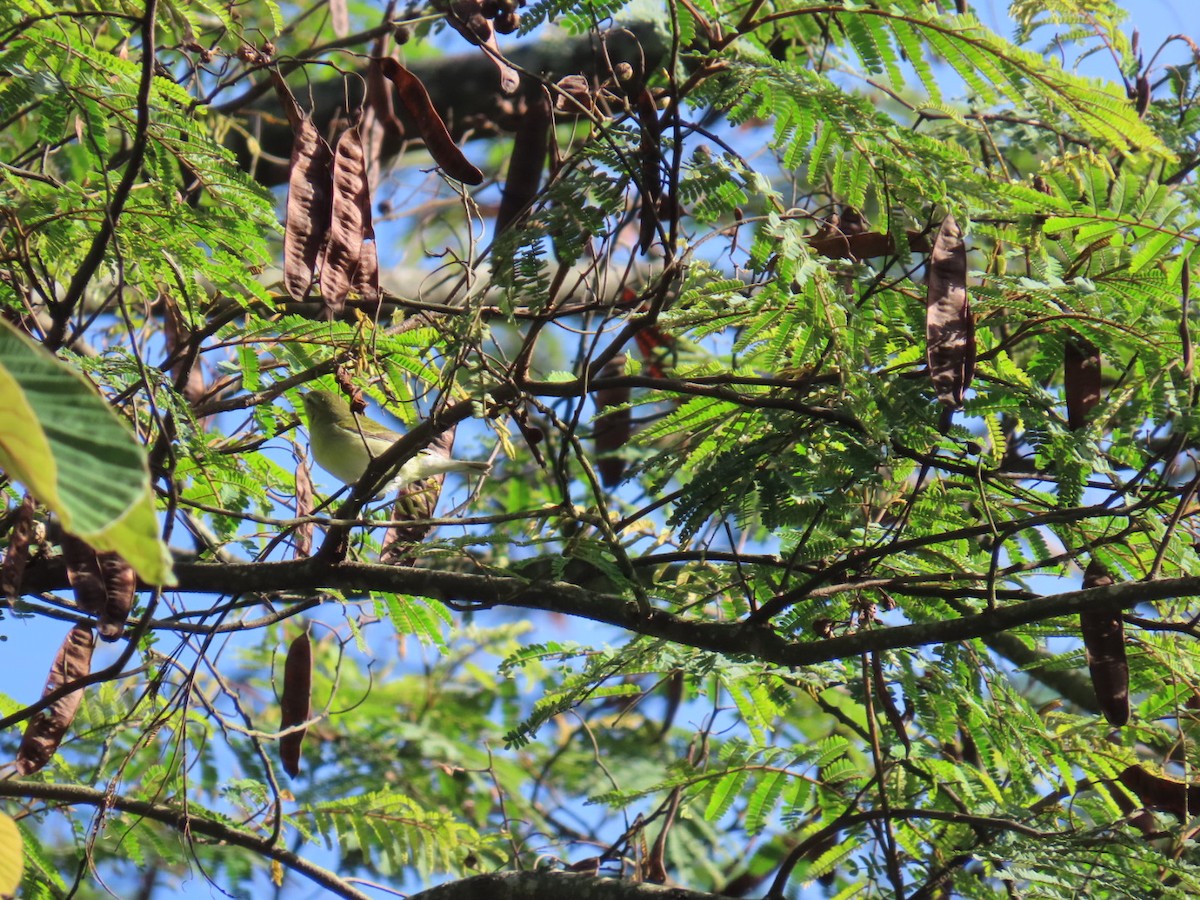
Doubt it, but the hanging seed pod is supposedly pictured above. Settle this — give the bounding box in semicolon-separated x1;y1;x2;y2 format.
320;124;372;317
2;494;36;601
1064;335;1100;431
1080;559;1128;726
1119;765;1200;820
279;633;313;778
496;88;551;233
62;535;135;642
925;213;975;408
381;428;455;566
16;624;96;774
636;87;662;255
272;73;334;302
329;0;349;37
378;58;484;184
594;355;631;487
294;460;314;559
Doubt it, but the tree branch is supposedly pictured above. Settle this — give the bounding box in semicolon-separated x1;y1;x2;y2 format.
0;780;371;900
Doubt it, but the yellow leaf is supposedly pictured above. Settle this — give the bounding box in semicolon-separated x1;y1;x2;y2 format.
0;811;23;897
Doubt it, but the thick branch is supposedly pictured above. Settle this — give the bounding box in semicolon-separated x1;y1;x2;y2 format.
0;780;371;900
408;870;718;900
20;560;1200;669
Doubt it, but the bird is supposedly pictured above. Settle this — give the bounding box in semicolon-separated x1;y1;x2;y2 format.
300;390;490;495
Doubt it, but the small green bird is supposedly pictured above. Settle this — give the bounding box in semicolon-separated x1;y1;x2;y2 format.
301;390;490;494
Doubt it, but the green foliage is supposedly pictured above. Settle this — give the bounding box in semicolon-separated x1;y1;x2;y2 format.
5;1;1200;898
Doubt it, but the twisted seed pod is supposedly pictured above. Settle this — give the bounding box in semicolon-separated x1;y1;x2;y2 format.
925;214;975;408
320;125;372;317
16;624;96;774
273;72;334;302
62;535;135;642
1119;764;1200;820
496;88;551;233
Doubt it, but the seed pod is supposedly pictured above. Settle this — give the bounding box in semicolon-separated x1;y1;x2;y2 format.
161;292;206;407
378;58;484;184
16;624;96;774
594;355;631;487
273;73;334;302
62;535;135;642
925;213;975;408
445;0;519;94
1119;765;1200;820
496;88;551;233
320;124;372;317
634;324;676;380
2;494;36;601
1064;335;1100;430
279;633;313;778
329;0;349;37
294;460;314;559
1080;559;1128;726
636;87;662;255
381;428;455;566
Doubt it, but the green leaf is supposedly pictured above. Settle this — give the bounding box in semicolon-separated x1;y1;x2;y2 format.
0;319;174;585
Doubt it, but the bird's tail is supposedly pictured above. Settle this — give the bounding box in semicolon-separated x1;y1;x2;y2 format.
416;451;491;478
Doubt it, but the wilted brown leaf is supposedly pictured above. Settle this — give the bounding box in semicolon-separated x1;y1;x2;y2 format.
925;213;975;408
16;624;96;774
280;632;313;778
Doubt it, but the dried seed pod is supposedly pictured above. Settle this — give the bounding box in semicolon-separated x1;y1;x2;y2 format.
381;428;456;566
161;291;206;407
273;73;334;302
925;213;975;408
494;10;520;33
1064;335;1100;430
354;225;380;304
62;535;136;642
294;460;314;559
496;88;551;233
594;355;631;487
2;494;36;601
1081;559;1128;726
279;633;313;778
445;0;519;93
1119;765;1200;820
16;624;96;774
329;0;349;37
320;124;372;318
378;58;484;184
636;87;662;255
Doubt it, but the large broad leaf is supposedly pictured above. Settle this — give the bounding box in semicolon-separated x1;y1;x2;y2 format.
0;319;174;586
0;810;21;897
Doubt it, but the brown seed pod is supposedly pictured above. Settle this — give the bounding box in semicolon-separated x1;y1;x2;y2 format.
636;87;662;255
1080;559;1128;726
381;428;456;566
272;73;334;302
1119;764;1200;820
494;10;520;34
594;355;631;487
62;535;135;642
2;494;36;601
1064;335;1100;431
294;460;314;559
925;213;975;408
496;88;551;233
279;633;313;778
329;0;349;37
16;624;96;774
378;58;484;184
161;292;206;407
320;124;372;318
